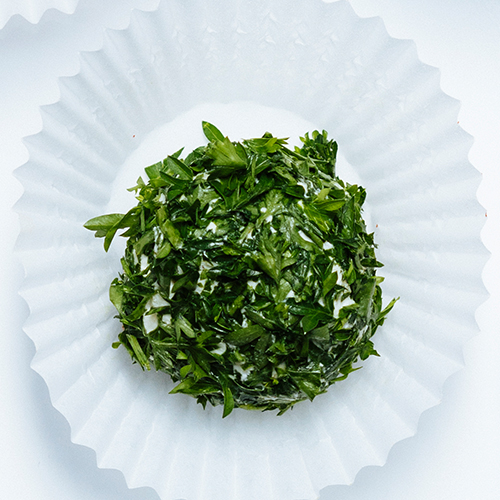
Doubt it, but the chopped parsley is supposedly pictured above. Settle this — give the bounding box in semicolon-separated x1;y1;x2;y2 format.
84;122;396;417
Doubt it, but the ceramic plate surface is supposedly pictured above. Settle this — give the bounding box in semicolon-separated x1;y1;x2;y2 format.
15;1;487;499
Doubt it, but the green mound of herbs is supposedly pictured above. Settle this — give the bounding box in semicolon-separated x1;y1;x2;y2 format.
84;122;396;417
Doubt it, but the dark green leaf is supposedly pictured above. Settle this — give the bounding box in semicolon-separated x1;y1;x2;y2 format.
220;377;235;418
225;325;265;346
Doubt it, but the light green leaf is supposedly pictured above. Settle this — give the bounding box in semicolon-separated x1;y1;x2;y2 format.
202;121;225;142
126;334;150;370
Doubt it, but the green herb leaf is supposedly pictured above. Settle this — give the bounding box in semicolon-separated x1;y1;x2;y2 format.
225;325;265;346
202;121;225;142
126;334;150;370
84;213;125;231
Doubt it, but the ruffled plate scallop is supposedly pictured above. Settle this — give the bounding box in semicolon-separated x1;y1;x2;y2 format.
0;0;78;29
14;1;487;499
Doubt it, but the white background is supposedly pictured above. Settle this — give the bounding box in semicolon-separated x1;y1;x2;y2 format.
1;1;499;499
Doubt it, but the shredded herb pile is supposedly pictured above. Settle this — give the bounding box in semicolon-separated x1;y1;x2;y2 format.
84;122;396;417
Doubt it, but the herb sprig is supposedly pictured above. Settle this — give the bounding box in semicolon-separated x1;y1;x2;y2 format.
85;122;396;417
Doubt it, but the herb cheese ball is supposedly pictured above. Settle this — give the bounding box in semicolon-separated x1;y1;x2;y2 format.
85;122;396;417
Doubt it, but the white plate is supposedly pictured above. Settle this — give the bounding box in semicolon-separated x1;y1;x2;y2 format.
14;1;487;499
